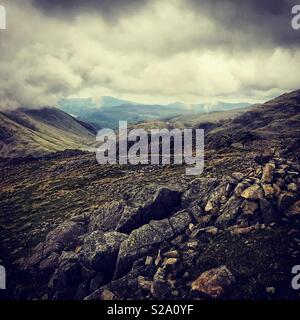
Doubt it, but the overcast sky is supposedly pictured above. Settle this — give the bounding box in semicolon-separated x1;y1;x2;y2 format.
0;0;300;109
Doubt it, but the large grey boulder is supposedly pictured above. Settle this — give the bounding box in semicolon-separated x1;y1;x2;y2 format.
114;211;192;279
81;231;128;273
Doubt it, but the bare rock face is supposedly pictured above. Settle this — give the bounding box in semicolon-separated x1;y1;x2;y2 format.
116;187;181;234
81;231;128;273
191;266;235;299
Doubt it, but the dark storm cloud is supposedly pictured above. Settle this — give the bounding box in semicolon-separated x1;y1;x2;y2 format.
33;0;150;18
33;0;300;48
188;0;300;47
1;0;300;109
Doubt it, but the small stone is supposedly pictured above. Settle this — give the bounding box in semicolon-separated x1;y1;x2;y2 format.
192;215;211;228
241;200;258;215
188;223;195;232
205;226;218;236
262;184;275;198
277;192;297;213
74;246;82;254
155;250;163;266
205;201;214;212
162;258;178;272
191;266;235;299
145;256;154;266
138;276;153;291
288;183;298;192
266;287;276;294
232;172;244;181
262;163;275;183
234;182;251;196
287;200;300;216
187;240;200;249
241;185;264;200
153;267;166;281
101;289;116;300
231;226;255;235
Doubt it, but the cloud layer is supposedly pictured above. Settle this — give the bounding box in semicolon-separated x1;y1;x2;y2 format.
0;0;300;109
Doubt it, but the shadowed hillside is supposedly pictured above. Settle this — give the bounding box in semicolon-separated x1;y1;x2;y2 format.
0;108;98;158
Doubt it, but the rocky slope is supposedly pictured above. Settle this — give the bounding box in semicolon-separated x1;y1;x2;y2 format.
1;89;300;300
10;156;300;300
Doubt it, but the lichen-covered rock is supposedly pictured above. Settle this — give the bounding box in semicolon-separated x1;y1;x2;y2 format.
204;180;231;215
48;251;82;300
114;211;192;279
88;201;125;232
181;178;219;209
81;231;128;273
215;195;243;228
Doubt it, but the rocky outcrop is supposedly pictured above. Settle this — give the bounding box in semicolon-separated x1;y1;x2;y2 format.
23;221;86;271
19;157;300;300
114;211;192;279
116;187;181;234
81;231;128;273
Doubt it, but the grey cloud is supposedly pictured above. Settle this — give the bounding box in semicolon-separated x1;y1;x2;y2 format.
33;0;150;19
187;0;300;47
1;0;300;110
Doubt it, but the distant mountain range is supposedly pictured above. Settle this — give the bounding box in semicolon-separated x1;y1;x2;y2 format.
58;97;251;128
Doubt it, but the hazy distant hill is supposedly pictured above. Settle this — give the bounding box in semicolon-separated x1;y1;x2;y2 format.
58;97;251;128
0;107;97;158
